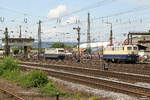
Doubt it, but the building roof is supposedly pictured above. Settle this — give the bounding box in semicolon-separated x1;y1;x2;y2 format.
2;38;34;41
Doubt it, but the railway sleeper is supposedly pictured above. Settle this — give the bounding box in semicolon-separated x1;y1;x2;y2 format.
21;65;150;97
20;62;150;83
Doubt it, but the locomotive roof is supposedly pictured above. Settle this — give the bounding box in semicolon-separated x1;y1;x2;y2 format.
106;45;137;48
45;48;64;50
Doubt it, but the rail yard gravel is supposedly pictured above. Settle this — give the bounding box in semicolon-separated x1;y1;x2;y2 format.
49;76;138;100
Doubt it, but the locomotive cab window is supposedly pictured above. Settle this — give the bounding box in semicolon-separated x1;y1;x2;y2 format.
127;47;132;50
58;50;64;52
133;47;137;50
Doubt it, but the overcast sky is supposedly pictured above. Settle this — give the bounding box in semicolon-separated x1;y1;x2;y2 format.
0;0;150;43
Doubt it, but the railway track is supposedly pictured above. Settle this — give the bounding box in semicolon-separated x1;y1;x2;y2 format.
22;59;150;75
20;63;150;98
4;57;150;75
20;61;150;83
0;87;24;100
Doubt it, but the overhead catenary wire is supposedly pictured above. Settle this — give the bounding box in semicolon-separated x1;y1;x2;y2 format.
43;4;150;30
1;0;149;28
0;6;47;19
91;5;150;21
0;0;116;21
1;1;150;43
42;16;150;41
43;0;117;23
0;0;117;34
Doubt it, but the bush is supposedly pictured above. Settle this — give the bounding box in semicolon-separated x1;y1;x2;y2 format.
23;70;49;88
0;57;20;75
39;82;61;96
88;97;99;100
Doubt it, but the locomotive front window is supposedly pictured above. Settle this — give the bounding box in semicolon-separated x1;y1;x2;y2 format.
133;47;137;50
127;47;132;50
58;50;64;52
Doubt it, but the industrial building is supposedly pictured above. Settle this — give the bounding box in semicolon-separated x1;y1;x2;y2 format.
2;37;34;58
124;36;150;51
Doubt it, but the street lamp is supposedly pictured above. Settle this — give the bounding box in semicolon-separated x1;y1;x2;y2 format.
104;22;113;46
73;26;81;62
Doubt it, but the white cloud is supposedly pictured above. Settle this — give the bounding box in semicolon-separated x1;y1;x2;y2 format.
66;16;77;23
62;16;80;25
47;5;67;19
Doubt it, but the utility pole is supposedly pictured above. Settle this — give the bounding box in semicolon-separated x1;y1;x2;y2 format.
38;20;42;59
4;27;9;57
110;23;113;46
73;26;81;62
87;12;91;54
19;25;23;53
19;25;22;38
104;22;113;46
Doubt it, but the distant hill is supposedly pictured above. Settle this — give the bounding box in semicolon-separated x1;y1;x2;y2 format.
0;41;84;48
33;42;78;49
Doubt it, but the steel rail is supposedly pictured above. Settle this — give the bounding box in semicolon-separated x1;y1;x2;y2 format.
20;62;150;83
0;87;24;100
20;64;150;98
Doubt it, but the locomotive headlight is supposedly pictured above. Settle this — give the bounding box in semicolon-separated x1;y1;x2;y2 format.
128;53;130;56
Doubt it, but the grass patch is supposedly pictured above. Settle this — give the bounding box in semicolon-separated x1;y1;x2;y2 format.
88;97;99;100
0;57;22;83
2;69;22;81
0;57;66;97
23;70;49;88
76;94;84;100
0;57;19;75
39;82;62;96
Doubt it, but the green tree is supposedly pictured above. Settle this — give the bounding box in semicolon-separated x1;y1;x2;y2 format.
73;45;77;48
51;42;65;48
51;42;72;50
